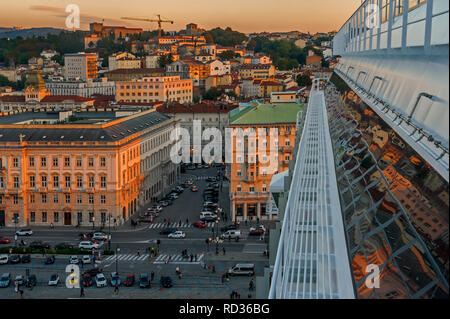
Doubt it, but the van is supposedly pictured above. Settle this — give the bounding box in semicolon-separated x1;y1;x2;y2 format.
0;255;8;265
200;211;217;219
227;264;255;277
221;230;242;239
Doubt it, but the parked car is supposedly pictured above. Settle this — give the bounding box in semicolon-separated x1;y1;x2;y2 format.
21;254;31;263
168;231;186;239
151;205;163;212
206;177;217;182
92;232;108;241
249;225;266;236
15;229;33;236
159;200;169;207
124;273;135;287
45;255;55;265
186;164;196;170
169;193;178;200
79;241;99;250
82;274;94;287
0;236;11;244
0;273;11;288
84;267;102;277
160;276;173;288
25;274;37;287
48;274;60;286
55;243;74;250
192;221;206;228
69;255;79;264
160;228;178;235
0;255;8;265
9;255;20;264
14;275;25;287
139;273;150;288
82;255;91;265
95;273;107;288
110;272;121;287
29;241;51;249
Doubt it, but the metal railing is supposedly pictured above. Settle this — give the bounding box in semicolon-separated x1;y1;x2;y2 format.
333;0;449;55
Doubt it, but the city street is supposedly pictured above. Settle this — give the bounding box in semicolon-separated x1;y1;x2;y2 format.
0;166;271;299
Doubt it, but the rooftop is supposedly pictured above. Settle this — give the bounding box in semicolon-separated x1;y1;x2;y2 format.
230;102;305;126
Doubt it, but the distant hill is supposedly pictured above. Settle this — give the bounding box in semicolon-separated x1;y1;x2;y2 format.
0;27;66;39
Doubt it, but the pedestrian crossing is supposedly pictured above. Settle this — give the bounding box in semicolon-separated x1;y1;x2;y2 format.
147;222;217;229
103;254;150;262
153;253;205;265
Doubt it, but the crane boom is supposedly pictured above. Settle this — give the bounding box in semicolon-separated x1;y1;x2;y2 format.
121;15;174;38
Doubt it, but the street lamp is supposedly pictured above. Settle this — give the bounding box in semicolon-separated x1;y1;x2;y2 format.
115;246;120;274
13;216;19;246
108;214;112;251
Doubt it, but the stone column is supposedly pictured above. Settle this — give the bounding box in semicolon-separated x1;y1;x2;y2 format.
257;202;261;220
243;202;248;222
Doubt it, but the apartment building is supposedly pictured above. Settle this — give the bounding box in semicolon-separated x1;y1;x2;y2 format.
0;108;179;227
237;64;276;79
228;102;305;221
45;78;116;98
108;52;142;71
116;76;193;104
64;52;98;80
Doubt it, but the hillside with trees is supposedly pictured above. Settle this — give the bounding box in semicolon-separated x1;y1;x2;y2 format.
203;27;247;47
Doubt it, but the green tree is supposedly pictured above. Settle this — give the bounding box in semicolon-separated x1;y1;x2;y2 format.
158;54;174;68
0;74;11;86
296;74;312;87
203;87;224;101
203;27;248;47
218;50;236;61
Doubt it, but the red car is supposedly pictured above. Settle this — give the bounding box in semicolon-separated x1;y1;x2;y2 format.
82;274;94;287
0;236;11;244
191;186;199;192
124;274;135;287
249;228;265;236
192;221;206;228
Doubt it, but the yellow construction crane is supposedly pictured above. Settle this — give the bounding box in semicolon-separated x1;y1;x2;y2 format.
121;15;174;38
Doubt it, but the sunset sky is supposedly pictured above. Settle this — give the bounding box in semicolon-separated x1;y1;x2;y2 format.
2;0;361;34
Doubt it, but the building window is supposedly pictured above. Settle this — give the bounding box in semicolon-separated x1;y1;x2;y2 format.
76;157;82;167
29;157;35;167
237;170;242;177
88;157;94;167
89;176;95;188
77;195;82;204
249;186;255;192
100;157;106;167
53;195;58;203
100;176;106;188
77;212;83;224
53;176;59;188
42;212;47;223
41;175;47;188
101;195;106;204
13;157;18;168
65;194;70;204
89;194;94;204
53;157;58;167
30;194;35;203
237;185;242;192
77;176;83;188
30;212;35;223
262;184;267;192
101;212;106;223
64;157;70;167
41;194;47;203
54;212;59;223
65;176;71;188
41;157;47;167
12;176;19;189
89;212;94;222
0;177;3;188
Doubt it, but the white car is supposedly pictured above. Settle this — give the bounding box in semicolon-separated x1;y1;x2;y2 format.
82;255;91;264
95;273;107;288
92;232;108;241
69;255;79;264
79;241;99;250
0;255;8;265
169;193;178;199
48;274;60;286
168;231;186;239
15;229;33;236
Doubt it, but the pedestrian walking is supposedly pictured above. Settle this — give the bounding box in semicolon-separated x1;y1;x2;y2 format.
223;247;226;255
19;289;24;299
194;254;197;262
137;248;140;257
179;220;182;227
114;284;119;295
249;279;254;291
221;274;225;283
151;271;155;281
80;286;85;297
228;235;231;242
186;218;189;224
190;254;193;262
216;246;219;255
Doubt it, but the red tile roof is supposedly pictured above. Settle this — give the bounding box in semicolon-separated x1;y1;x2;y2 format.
0;95;25;102
40;95;94;103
